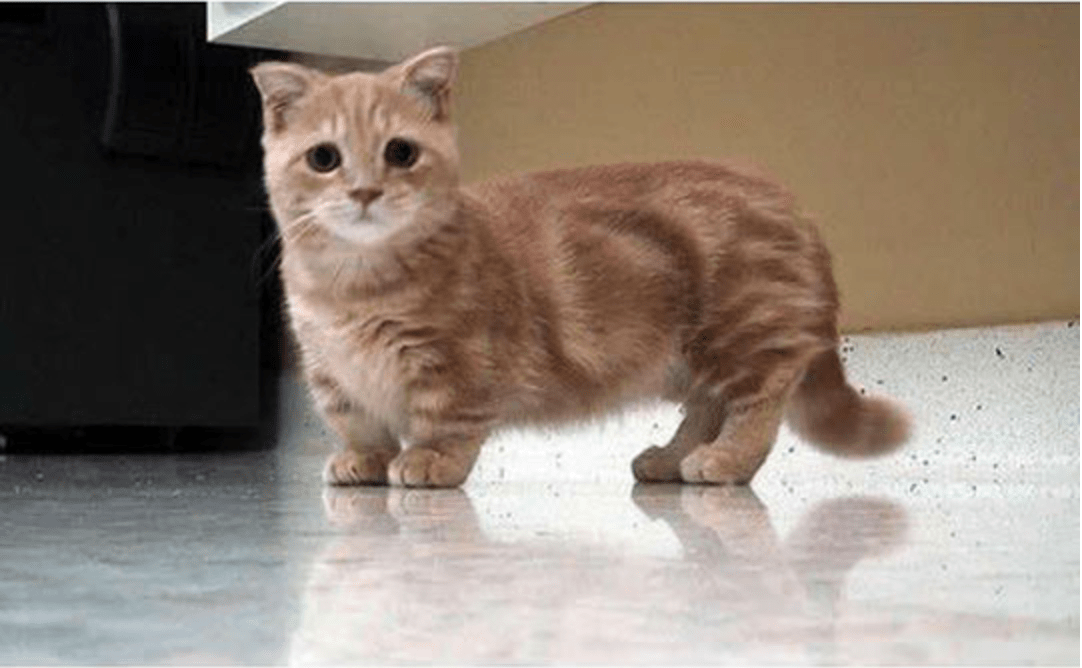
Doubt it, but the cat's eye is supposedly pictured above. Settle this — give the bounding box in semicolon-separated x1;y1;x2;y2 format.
306;144;341;173
384;138;419;169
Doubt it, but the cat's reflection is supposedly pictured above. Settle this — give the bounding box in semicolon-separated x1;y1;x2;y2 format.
630;485;907;663
288;485;906;665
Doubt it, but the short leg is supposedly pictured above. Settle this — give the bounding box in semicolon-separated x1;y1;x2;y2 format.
388;436;484;488
323;431;399;486
388;382;494;488
680;392;789;485
309;372;400;486
633;396;725;482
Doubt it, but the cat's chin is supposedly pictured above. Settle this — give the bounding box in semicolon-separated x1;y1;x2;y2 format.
328;217;405;246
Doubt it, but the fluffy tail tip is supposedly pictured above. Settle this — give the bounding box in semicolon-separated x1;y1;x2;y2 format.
851;396;912;456
788;392;912;459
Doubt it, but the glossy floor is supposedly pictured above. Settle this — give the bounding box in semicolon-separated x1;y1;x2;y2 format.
1;321;1077;665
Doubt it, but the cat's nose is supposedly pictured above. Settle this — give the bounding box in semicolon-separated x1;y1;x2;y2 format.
350;187;383;207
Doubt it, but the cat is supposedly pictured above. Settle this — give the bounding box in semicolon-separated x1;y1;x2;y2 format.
250;46;909;488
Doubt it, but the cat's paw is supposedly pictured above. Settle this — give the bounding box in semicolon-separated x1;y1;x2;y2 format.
632;445;683;482
679;447;755;485
323;450;394;486
387;448;470;488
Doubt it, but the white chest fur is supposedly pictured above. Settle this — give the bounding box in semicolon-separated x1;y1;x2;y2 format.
291;301;409;435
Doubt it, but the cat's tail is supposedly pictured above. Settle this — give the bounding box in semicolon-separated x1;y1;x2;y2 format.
785;348;910;458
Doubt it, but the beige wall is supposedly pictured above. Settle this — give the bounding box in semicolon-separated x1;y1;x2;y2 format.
455;3;1079;333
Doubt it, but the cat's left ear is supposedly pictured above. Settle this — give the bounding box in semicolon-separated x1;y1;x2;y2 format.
391;46;458;121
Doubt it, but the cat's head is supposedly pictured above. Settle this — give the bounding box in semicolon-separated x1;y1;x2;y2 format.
251;47;460;247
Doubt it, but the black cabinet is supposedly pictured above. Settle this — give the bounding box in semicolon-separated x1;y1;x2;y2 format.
0;4;281;431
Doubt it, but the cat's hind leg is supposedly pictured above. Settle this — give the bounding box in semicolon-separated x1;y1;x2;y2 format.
679;393;789;484
679;366;803;485
310;372;401;486
632;395;725;482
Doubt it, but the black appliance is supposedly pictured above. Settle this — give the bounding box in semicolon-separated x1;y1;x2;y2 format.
0;3;285;446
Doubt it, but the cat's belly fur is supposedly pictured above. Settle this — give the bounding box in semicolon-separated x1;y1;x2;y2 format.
502;336;693;427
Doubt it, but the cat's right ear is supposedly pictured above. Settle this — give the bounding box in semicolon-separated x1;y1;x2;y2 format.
250;62;325;133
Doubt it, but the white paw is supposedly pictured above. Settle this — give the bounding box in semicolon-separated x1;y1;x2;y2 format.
323;450;394;486
679;448;755;485
387;448;470;488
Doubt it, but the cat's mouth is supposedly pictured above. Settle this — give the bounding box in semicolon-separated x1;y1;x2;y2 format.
325;210;400;245
353;206;384;224
339;211;375;228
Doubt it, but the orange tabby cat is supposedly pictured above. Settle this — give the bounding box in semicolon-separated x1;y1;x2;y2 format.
251;47;909;488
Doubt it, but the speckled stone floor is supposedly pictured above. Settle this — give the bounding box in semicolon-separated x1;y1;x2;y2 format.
0;320;1077;665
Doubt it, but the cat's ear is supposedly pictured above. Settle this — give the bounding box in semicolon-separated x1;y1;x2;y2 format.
391;46;457;121
250;61;326;132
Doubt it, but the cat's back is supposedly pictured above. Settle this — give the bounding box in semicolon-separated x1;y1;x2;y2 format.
466;160;791;211
463;159;800;244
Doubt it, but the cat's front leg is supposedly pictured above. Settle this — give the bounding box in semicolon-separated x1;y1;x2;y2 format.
309;371;401;486
388;375;493;487
387;435;484;488
324;440;400;486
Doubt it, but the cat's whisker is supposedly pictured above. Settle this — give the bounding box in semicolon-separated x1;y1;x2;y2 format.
249;212;319;287
328;258;349;300
249;228;285;287
282;211;317;233
251;238;285;288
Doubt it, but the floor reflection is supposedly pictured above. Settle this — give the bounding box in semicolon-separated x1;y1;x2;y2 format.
0;452;291;665
631;485;909;664
289;485;908;664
